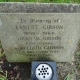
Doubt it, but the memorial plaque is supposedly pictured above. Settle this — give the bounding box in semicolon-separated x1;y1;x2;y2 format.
0;13;80;63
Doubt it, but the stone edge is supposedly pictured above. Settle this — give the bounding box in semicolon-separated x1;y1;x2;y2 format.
0;3;80;13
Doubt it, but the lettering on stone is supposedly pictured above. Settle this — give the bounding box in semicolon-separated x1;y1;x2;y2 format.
0;13;80;63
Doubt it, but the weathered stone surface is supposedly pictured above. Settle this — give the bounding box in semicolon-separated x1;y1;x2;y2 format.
0;13;80;63
0;3;80;13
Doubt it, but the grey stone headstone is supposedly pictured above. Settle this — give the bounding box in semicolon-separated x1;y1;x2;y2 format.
0;13;80;63
0;3;80;63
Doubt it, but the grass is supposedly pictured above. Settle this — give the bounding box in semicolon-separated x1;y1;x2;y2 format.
0;43;2;48
0;0;80;3
75;40;80;70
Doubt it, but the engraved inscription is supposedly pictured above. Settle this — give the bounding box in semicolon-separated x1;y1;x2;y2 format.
14;16;64;59
0;13;79;62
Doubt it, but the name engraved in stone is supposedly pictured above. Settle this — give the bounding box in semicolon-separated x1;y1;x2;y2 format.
18;37;33;40
43;36;61;40
43;25;63;29
16;25;38;30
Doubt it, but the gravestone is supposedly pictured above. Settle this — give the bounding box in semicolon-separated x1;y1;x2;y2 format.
0;3;80;63
0;13;80;63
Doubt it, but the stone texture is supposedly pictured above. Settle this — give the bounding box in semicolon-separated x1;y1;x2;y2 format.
0;3;80;62
0;3;80;13
0;13;80;63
